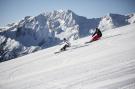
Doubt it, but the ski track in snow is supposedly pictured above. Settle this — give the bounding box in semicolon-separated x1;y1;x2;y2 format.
0;24;135;89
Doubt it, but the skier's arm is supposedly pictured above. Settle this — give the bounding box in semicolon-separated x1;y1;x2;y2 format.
58;41;65;45
92;31;97;37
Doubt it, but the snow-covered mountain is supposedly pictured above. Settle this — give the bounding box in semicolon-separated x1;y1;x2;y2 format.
0;10;135;62
0;23;135;89
98;13;135;31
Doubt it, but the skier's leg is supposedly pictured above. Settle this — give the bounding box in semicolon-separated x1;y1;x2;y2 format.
64;45;69;51
61;45;66;51
60;46;64;51
91;34;100;42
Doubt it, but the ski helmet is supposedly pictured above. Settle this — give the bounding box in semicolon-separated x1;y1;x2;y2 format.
63;38;66;41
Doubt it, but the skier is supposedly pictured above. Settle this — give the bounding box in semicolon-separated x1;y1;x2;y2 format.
60;38;71;51
86;28;102;43
54;38;71;54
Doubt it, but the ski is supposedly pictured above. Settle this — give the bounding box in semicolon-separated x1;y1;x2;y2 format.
54;51;61;54
85;41;92;44
54;50;67;54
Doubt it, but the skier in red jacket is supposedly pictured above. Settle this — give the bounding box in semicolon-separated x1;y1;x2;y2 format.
86;28;102;43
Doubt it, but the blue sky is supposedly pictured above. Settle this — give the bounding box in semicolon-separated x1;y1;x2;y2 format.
0;0;135;26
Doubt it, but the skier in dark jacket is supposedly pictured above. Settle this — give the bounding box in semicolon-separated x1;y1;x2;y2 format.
60;38;71;51
91;28;102;42
87;28;102;43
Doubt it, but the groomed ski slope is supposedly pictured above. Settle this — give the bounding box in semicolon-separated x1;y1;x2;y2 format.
0;23;135;89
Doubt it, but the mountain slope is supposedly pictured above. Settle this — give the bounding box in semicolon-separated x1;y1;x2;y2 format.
0;10;135;62
0;23;135;89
